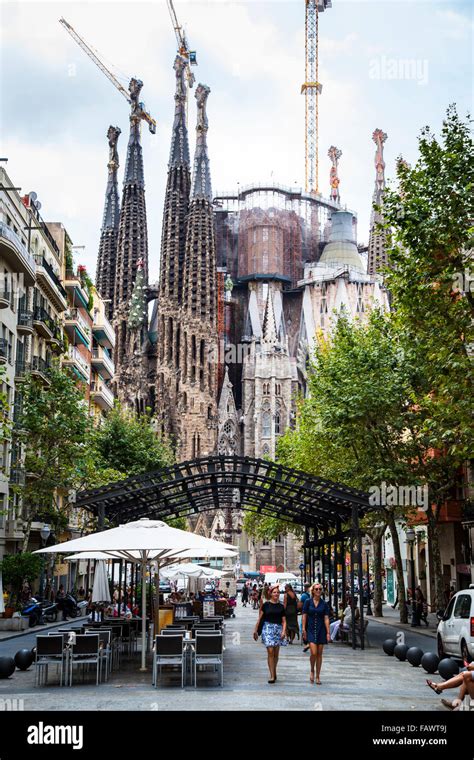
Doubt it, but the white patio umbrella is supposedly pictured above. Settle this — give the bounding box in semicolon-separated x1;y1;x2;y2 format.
34;518;235;670
0;570;4;615
160;563;218;580
91;561;111;604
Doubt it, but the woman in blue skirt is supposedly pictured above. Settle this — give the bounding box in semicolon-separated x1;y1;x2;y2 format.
302;583;330;684
253;585;287;683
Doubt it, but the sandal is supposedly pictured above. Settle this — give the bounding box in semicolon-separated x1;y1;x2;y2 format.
310;672;315;684
426;680;442;695
316;677;321;685
268;678;276;684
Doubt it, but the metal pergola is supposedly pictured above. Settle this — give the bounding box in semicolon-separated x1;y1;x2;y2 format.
75;455;374;648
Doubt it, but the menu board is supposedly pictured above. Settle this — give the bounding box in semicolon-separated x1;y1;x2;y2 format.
203;600;215;618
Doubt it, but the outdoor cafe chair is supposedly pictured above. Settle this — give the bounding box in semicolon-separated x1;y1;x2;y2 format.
35;635;66;687
85;626;120;670
162;629;186;637
68;634;101;687
85;629;112;681
193;632;224;688
152;635;185;689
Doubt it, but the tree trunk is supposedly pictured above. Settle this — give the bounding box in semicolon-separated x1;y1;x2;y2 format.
386;510;408;624
371;526;386;617
21;512;33;553
426;504;445;612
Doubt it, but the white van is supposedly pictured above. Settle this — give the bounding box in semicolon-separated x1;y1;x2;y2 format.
264;572;299;592
437;585;474;661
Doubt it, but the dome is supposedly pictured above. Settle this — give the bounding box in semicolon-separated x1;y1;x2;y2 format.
319;211;365;273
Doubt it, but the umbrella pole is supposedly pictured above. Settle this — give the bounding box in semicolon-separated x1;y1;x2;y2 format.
140;558;147;671
155;562;160;636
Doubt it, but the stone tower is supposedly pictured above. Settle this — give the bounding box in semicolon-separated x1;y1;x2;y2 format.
367;129;388;276
113;79;149;403
178;83;218;460
96;126;121;321
156;56;191;440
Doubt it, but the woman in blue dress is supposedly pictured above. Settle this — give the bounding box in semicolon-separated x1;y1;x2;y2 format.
302;583;330;684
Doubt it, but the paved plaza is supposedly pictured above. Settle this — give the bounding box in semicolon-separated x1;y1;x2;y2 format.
0;604;454;711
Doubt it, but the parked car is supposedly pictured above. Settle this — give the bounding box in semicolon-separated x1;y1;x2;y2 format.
437;585;474;662
159;581;171;594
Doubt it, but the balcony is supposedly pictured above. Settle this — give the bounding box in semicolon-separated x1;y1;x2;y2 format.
0;289;11;309
9;466;26;487
31;356;51;385
64;270;91;311
92;313;115;349
34;254;68;311
17;309;34;334
62;345;90;383
33;306;55;339
15;360;32;380
0;221;36;285
90;380;114;410
64;307;91;348
91;346;114;379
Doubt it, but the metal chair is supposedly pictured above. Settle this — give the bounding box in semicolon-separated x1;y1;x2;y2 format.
162;629;186;637
68;634;101;686
85;629;112;681
152;635;185;688
193;632;224;688
35;635;66;687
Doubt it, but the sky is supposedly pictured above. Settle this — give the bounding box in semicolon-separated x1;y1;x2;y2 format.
1;0;472;284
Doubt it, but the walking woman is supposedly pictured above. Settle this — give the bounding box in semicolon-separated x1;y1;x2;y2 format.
241;583;249;607
253;584;287;683
302;582;330;684
283;584;299;643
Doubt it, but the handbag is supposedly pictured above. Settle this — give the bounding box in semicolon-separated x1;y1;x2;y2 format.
257;603;266;636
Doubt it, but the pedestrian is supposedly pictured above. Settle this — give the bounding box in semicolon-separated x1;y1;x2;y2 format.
302;582;330;684
253;584;287;683
300;582;311;651
391;590;398;610
251;584;259;610
259;583;271;610
415;586;428;627
241;584;249;607
426;661;474;710
283;584;299;643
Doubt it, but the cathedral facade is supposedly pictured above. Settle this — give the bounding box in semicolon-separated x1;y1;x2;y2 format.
95;56;389;573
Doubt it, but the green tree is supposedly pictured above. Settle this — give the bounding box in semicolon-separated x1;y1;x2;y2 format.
382;105;474;609
0;552;43;608
88;403;174;477
14;366;91;549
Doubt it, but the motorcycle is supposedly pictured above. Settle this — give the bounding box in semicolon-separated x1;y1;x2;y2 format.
21;597;57;627
61;593;87;619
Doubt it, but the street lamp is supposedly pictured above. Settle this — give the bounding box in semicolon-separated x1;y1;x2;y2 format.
365;547;373;616
38;523;51;598
406;527;418;627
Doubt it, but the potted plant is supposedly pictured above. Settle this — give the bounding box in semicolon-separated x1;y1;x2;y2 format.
0;553;44;614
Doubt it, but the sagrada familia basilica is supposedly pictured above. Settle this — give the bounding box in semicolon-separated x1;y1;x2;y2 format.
95;55;390;572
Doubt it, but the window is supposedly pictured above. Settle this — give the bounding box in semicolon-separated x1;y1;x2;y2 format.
262;228;268;242
274;412;281;435
262;411;271;437
453;594;472;620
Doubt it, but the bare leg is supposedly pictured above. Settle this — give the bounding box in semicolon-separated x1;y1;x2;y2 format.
436;673;465;692
309;643;317;682
274;646;280;678
316;644;323;683
267;647;276;681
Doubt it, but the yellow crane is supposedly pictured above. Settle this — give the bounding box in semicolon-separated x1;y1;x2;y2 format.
301;1;332;194
59;17;157;134
166;0;197;89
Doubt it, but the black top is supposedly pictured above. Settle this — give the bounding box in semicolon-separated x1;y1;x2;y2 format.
262;601;286;625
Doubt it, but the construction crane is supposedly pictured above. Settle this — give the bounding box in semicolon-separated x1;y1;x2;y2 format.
301;1;332;194
166;0;197;90
59;17;157;134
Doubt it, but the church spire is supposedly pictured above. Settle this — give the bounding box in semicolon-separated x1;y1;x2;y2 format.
262;289;277;345
328;145;342;204
169;55;190;168
96;125;121;320
367;128;388;276
191;84;212;201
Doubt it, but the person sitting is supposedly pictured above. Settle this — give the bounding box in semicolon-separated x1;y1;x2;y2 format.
426;661;474;710
330;599;360;641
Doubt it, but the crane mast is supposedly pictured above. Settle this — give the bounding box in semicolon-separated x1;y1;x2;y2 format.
166;0;197;89
59;17;157;134
301;1;331;194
